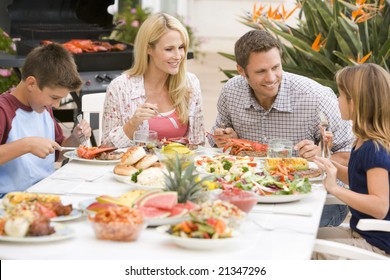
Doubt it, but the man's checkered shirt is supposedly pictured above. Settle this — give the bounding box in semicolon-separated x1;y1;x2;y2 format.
208;71;354;156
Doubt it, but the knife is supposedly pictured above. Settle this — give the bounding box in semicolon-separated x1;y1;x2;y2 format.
60;147;79;151
251;209;312;217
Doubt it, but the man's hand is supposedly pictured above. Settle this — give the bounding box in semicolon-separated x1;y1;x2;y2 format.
294;139;320;161
213;127;238;148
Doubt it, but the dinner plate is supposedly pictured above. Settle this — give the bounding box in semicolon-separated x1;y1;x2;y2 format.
146;216;188;227
0;223;74;243
64;151;121;164
0;208;83;222
51;209;83;222
257;193;311;204
156;225;240;250
78;198;97;215
112;173;165;190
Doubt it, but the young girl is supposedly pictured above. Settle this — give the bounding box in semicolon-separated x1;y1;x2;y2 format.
314;63;390;258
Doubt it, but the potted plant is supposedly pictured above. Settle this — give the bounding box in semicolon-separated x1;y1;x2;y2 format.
219;0;390;93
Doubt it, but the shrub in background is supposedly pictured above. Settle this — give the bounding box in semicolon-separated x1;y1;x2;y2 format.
220;0;390;93
0;28;19;93
109;0;203;59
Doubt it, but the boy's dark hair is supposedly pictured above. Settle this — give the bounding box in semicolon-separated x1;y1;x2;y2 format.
22;43;83;91
234;30;282;69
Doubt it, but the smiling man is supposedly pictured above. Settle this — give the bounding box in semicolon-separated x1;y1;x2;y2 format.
0;43;91;196
207;30;354;227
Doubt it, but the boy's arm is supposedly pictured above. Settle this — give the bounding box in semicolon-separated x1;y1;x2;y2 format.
0;137;61;165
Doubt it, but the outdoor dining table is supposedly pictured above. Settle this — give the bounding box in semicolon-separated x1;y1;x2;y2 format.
0;155;327;260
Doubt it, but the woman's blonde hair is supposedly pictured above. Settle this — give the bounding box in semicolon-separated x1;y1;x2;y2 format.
125;13;191;123
335;63;390;153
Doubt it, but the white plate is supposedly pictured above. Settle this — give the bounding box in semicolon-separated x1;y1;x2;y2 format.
112;173;165;190
156;225;239;250
146;216;188;227
257;193;310;204
78;198;97;215
51;209;83;222
0;208;83;222
0;223;74;243
64;151;121;164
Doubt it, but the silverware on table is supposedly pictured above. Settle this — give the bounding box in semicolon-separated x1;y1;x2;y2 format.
251;209;312;217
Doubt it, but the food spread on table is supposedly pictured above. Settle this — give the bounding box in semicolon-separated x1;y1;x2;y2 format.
0;193;73;238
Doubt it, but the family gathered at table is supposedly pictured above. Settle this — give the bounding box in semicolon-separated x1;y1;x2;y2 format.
0;12;389;259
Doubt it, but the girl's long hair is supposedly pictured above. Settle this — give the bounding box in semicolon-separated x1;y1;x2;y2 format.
335;63;390;153
125;13;191;123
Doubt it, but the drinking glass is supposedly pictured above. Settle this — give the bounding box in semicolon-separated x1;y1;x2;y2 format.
267;139;293;158
133;130;158;148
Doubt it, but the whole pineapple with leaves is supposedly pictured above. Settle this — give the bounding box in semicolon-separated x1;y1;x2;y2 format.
163;154;210;203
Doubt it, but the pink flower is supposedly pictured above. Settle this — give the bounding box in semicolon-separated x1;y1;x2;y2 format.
116;19;126;26
131;20;140;27
0;68;12;77
130;8;137;14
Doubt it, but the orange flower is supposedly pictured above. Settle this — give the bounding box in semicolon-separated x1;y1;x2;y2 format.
357;52;372;64
349;52;372;64
311;34;326;52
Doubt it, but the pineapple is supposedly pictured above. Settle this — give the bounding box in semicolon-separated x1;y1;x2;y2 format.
163;154;210;203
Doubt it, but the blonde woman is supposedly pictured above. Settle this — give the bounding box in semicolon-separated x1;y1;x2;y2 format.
314;63;390;258
102;13;205;147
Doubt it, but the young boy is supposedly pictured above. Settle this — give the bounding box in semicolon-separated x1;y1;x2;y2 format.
0;43;91;196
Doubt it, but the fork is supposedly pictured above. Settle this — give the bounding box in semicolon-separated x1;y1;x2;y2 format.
76;114;89;146
249;217;315;235
319;111;331;159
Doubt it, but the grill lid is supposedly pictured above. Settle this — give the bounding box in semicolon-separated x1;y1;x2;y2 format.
8;0;115;39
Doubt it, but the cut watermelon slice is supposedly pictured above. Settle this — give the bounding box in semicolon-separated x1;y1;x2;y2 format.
134;189;164;207
138;206;170;219
138;192;178;210
168;205;188;217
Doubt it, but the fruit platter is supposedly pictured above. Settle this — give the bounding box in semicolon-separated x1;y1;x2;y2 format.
81;189;198;227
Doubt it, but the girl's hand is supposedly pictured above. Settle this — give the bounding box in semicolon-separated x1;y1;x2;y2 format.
313;156;339;193
323;130;334;149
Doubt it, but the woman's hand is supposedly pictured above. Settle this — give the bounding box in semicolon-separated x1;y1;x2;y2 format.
313;156;339;193
131;103;158;124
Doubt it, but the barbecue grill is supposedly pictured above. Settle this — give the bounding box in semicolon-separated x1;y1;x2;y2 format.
8;0;133;88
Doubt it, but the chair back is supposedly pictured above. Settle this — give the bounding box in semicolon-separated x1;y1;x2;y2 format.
81;92;106;146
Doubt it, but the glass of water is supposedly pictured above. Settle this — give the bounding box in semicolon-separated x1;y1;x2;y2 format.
267;139;293;158
133;130;158;148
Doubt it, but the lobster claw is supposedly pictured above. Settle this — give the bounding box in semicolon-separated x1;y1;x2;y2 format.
76;145;118;159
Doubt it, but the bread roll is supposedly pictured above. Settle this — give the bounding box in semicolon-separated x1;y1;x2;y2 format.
134;154;158;169
121;146;146;165
114;164;139;176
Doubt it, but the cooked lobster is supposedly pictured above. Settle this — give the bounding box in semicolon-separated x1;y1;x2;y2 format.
76;145;118;159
